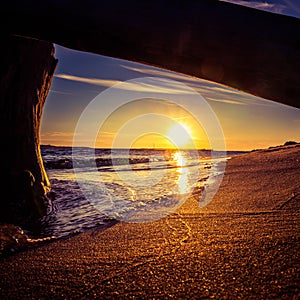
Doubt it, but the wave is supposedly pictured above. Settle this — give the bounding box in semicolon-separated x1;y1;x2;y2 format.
44;157;162;170
41;146;246;170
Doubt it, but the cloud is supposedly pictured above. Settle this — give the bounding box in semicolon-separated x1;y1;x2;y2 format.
41;131;75;137
40;131;75;145
54;73;195;95
189;84;242;96
121;65;195;82
54;71;279;109
97;131;116;138
121;64;288;108
206;97;247;106
49;89;72;95
55;74;120;87
220;0;286;14
121;65;248;98
121;65;256;98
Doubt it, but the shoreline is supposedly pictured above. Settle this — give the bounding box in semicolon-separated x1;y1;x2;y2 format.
0;143;299;298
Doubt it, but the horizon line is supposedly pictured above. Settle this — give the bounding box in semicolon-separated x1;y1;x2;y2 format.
40;143;250;152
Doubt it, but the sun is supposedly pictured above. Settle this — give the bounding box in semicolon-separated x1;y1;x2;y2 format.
167;123;193;148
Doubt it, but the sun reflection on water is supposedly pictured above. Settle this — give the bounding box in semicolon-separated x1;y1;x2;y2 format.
173;151;191;195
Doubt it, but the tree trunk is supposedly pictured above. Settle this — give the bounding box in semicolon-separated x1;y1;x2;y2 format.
0;35;57;228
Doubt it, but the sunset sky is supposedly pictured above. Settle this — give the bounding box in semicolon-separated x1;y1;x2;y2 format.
41;1;300;151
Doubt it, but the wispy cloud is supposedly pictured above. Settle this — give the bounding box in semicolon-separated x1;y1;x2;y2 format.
189;84;242;96
220;0;286;14
55;74;120;87
121;65;246;97
97;131;117;138
54;73;195;95
40;131;75;145
121;65;195;82
121;64;252;96
49;89;72;95
55;72;278;108
206;97;247;106
41;131;75;138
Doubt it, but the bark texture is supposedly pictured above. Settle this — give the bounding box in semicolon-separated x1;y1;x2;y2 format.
0;35;57;228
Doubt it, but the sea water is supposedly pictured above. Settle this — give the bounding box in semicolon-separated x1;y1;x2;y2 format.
36;146;239;238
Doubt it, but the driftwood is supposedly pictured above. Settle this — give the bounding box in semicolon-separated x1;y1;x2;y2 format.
3;0;300;108
0;0;299;226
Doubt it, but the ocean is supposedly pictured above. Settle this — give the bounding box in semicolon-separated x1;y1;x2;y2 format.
37;146;244;238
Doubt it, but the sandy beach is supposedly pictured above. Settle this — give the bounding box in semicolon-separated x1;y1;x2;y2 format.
0;144;299;299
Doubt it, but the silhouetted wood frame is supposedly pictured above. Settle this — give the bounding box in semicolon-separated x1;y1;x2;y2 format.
3;0;300;108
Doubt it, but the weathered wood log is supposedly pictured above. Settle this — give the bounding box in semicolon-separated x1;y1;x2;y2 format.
0;35;57;227
3;0;300;108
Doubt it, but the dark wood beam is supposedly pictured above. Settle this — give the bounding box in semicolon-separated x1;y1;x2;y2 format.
3;0;300;108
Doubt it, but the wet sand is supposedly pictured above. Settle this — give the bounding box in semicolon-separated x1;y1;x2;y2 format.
0;144;299;299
